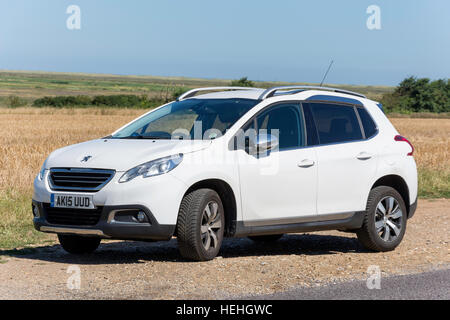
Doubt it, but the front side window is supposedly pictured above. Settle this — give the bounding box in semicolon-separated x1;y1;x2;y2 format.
256;103;304;150
307;103;363;144
112;98;258;140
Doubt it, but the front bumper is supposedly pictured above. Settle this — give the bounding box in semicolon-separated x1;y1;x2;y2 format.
32;201;175;241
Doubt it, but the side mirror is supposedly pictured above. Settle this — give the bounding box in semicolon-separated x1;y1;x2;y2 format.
247;133;279;155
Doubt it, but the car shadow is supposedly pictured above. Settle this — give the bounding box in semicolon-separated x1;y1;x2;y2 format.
0;233;370;265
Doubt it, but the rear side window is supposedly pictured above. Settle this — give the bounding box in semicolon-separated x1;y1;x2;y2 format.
357;107;378;138
307;103;363;144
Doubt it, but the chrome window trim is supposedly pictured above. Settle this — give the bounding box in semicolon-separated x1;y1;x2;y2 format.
232;99;380;153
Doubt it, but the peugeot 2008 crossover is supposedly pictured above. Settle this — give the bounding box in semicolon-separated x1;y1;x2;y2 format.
33;86;418;261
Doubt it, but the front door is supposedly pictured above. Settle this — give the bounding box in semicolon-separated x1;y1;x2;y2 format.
237;102;318;226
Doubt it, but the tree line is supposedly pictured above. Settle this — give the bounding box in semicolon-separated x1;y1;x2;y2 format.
380;77;449;113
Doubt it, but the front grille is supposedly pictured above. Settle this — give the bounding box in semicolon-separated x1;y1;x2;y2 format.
49;168;115;192
44;204;103;226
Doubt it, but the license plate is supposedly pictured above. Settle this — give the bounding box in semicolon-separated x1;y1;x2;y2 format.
50;194;95;209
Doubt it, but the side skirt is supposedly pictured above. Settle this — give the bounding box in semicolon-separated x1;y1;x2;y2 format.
232;211;365;237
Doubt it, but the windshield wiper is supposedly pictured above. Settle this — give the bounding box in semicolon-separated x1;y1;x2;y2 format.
118;135;170;140
142;136;171;140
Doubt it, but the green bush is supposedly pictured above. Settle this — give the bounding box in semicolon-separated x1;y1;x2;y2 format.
5;95;27;108
33;95;91;107
171;87;190;101
92;95;144;107
381;77;449;113
32;94;166;109
230;77;254;87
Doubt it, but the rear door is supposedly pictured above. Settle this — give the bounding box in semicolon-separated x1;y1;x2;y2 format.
303;102;378;215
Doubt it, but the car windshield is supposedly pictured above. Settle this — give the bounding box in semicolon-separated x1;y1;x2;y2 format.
111;98;258;140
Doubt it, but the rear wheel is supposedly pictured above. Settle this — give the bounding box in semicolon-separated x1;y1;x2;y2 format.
176;189;225;261
248;234;283;242
58;234;101;254
357;186;407;252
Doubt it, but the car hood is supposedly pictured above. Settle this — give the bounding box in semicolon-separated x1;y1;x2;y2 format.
45;139;212;172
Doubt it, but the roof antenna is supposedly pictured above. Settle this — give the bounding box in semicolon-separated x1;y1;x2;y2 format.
320;60;334;87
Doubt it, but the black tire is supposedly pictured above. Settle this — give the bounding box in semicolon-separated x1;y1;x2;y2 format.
176;189;225;261
58;234;101;254
248;234;283;242
357;186;407;252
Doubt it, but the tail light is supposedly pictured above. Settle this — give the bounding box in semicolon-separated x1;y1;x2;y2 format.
394;135;414;156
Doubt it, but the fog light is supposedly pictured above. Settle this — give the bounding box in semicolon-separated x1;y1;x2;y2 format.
136;211;146;222
32;204;39;218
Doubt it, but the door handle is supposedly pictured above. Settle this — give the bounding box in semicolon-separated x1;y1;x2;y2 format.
298;159;315;168
357;152;373;160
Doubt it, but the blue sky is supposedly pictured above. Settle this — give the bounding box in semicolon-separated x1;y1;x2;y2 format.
0;0;448;85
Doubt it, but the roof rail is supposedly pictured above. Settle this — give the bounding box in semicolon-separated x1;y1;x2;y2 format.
177;87;261;101
259;85;366;100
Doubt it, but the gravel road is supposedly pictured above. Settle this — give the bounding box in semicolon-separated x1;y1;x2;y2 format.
0;199;448;300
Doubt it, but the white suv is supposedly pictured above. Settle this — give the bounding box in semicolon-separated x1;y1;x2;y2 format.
33;86;418;261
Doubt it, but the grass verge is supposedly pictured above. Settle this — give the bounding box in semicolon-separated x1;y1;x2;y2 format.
0;190;54;249
418;168;450;198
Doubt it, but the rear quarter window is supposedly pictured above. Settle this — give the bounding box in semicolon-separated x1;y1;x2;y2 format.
357;107;378;138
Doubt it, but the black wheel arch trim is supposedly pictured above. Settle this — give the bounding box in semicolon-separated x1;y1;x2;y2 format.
370;174;416;219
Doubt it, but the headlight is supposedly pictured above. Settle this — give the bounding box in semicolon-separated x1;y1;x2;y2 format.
38;160;47;180
119;154;183;183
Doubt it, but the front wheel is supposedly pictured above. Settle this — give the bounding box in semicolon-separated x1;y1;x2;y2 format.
176;189;225;261
357;186;407;252
58;234;101;254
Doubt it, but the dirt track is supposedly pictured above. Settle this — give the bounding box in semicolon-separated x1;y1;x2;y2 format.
0;199;448;300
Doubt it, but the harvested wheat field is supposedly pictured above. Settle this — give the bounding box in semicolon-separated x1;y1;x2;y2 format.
0;108;143;248
0;108;142;193
0;108;448;249
0;108;448;194
391;118;450;198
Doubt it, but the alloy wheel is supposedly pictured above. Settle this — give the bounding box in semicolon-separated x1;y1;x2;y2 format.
200;201;222;251
374;196;403;242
